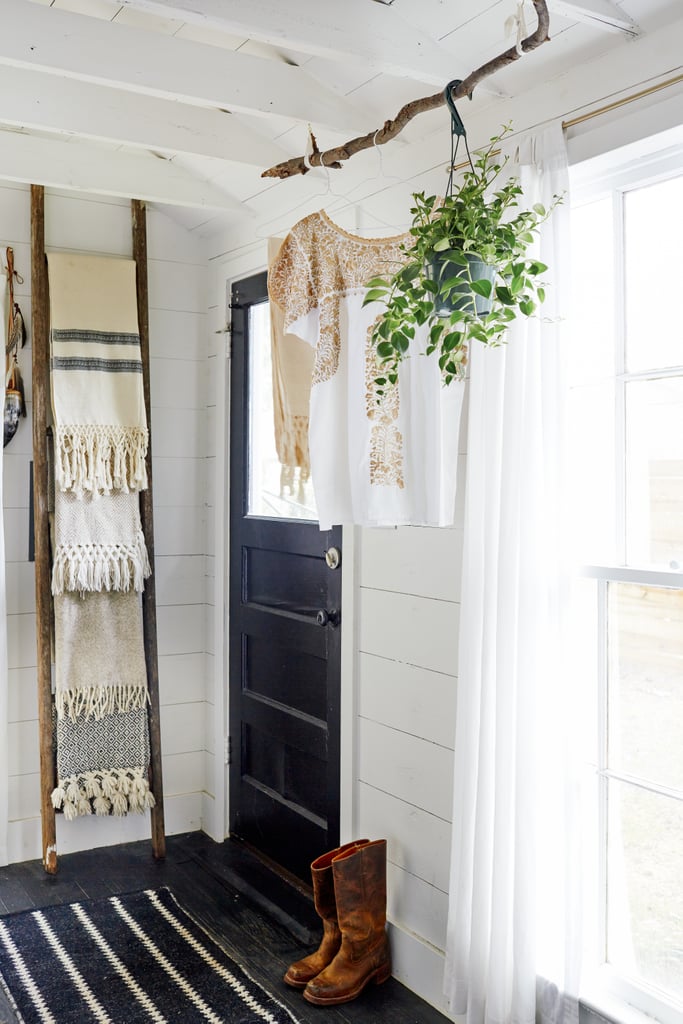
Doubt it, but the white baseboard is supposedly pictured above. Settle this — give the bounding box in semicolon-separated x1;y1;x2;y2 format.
388;920;457;1021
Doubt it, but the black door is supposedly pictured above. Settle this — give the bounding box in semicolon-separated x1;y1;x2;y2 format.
228;271;342;884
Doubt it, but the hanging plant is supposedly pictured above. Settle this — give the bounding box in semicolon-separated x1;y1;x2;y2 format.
363;123;562;397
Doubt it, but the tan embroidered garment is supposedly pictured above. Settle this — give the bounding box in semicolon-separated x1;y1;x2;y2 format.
268;211;465;529
268;238;314;501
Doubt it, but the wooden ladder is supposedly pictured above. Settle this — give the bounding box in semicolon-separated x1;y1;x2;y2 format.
30;186;166;874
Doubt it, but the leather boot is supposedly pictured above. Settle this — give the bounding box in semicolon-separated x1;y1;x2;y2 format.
303;839;391;1005
283;839;369;988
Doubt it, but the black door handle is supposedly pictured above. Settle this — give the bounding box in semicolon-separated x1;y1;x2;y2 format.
316;609;340;627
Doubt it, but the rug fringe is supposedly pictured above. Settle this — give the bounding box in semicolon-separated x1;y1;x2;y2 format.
52;767;155;820
51;534;151;595
55;424;148;497
55;685;150;722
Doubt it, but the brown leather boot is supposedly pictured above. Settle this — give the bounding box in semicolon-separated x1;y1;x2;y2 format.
283;839;369;988
303;839;391;1005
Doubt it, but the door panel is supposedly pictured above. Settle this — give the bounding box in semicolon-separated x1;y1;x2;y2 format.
229;271;341;884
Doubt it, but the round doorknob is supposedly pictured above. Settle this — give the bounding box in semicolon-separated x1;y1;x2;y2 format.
316;609;340;627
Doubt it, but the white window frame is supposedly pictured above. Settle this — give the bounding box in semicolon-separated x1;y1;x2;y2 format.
571;145;683;1024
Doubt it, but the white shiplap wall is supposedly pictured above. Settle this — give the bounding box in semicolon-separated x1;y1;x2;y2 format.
2;182;210;863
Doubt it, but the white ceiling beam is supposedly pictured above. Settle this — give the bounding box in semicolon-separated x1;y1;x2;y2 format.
0;129;249;212
0;0;363;131
117;0;462;86
548;0;640;35
0;65;288;166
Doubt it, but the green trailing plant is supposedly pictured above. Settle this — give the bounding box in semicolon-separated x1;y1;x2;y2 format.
363;124;562;396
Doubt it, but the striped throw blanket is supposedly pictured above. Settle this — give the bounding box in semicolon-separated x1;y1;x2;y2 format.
47;252;148;497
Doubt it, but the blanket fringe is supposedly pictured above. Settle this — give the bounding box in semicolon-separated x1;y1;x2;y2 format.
55;684;150;722
55;424;148;497
51;534;151;595
51;767;155;820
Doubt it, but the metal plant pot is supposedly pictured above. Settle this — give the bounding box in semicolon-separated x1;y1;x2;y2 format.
430;253;496;318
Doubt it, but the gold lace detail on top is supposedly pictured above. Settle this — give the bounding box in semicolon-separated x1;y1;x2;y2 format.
268;212;409;386
365;314;404;488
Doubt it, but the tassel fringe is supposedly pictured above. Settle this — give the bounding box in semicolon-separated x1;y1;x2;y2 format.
52;767;155;819
51;534;151;595
55;424;148;497
55;684;150;723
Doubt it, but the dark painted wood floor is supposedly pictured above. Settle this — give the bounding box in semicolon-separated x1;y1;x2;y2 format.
0;832;450;1024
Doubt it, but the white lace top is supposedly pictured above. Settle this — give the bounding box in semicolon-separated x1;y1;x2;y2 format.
268;210;464;529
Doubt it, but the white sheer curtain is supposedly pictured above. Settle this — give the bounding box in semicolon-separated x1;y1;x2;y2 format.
443;123;581;1024
0;263;9;866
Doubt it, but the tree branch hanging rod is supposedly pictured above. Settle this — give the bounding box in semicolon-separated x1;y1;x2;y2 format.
262;0;550;180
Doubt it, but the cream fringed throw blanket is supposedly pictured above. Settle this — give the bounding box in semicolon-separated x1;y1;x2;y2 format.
268;238;313;499
53;590;149;721
47;252;148;497
52;489;150;595
51;590;154;818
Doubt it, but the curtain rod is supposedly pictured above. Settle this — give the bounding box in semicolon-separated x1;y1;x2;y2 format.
562;72;683;129
451;72;683;172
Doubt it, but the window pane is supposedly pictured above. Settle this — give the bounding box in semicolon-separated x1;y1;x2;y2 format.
569;381;618;563
607;582;683;792
625;377;683;568
607;781;683;1002
247;301;317;520
625;176;683;372
569;197;615;385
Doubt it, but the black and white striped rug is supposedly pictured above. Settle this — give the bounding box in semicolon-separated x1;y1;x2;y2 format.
0;887;300;1023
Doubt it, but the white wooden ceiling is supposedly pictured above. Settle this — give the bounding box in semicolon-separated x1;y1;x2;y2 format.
1;0;681;235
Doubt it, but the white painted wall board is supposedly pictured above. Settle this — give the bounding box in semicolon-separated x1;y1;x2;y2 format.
359;525;464;603
162;750;205;796
388;921;450;1017
156;604;204;656
0;131;239;211
45;193;131;256
0;65;289;166
148;261;206;314
152;460;205;509
154;556;205;606
358;653;457;751
387;860;449;952
158;653;205;707
149;309;205;361
0;0;364;129
8;774;39;823
5;562;35;617
160;703;204;757
7;721;39;778
3;509;31;564
358;588;459;676
154;508;205;558
203;653;215;707
8;668;38;724
359;718;454;822
116;0;469;86
149;407;205;459
203;704;216;756
2;454;30;510
7;614;36;672
150;357;205;410
357;782;451;892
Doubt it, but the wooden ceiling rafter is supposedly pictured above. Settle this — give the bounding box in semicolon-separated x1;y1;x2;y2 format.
262;0;551;180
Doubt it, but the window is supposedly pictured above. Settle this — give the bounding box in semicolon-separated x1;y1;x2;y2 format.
570;142;683;1024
